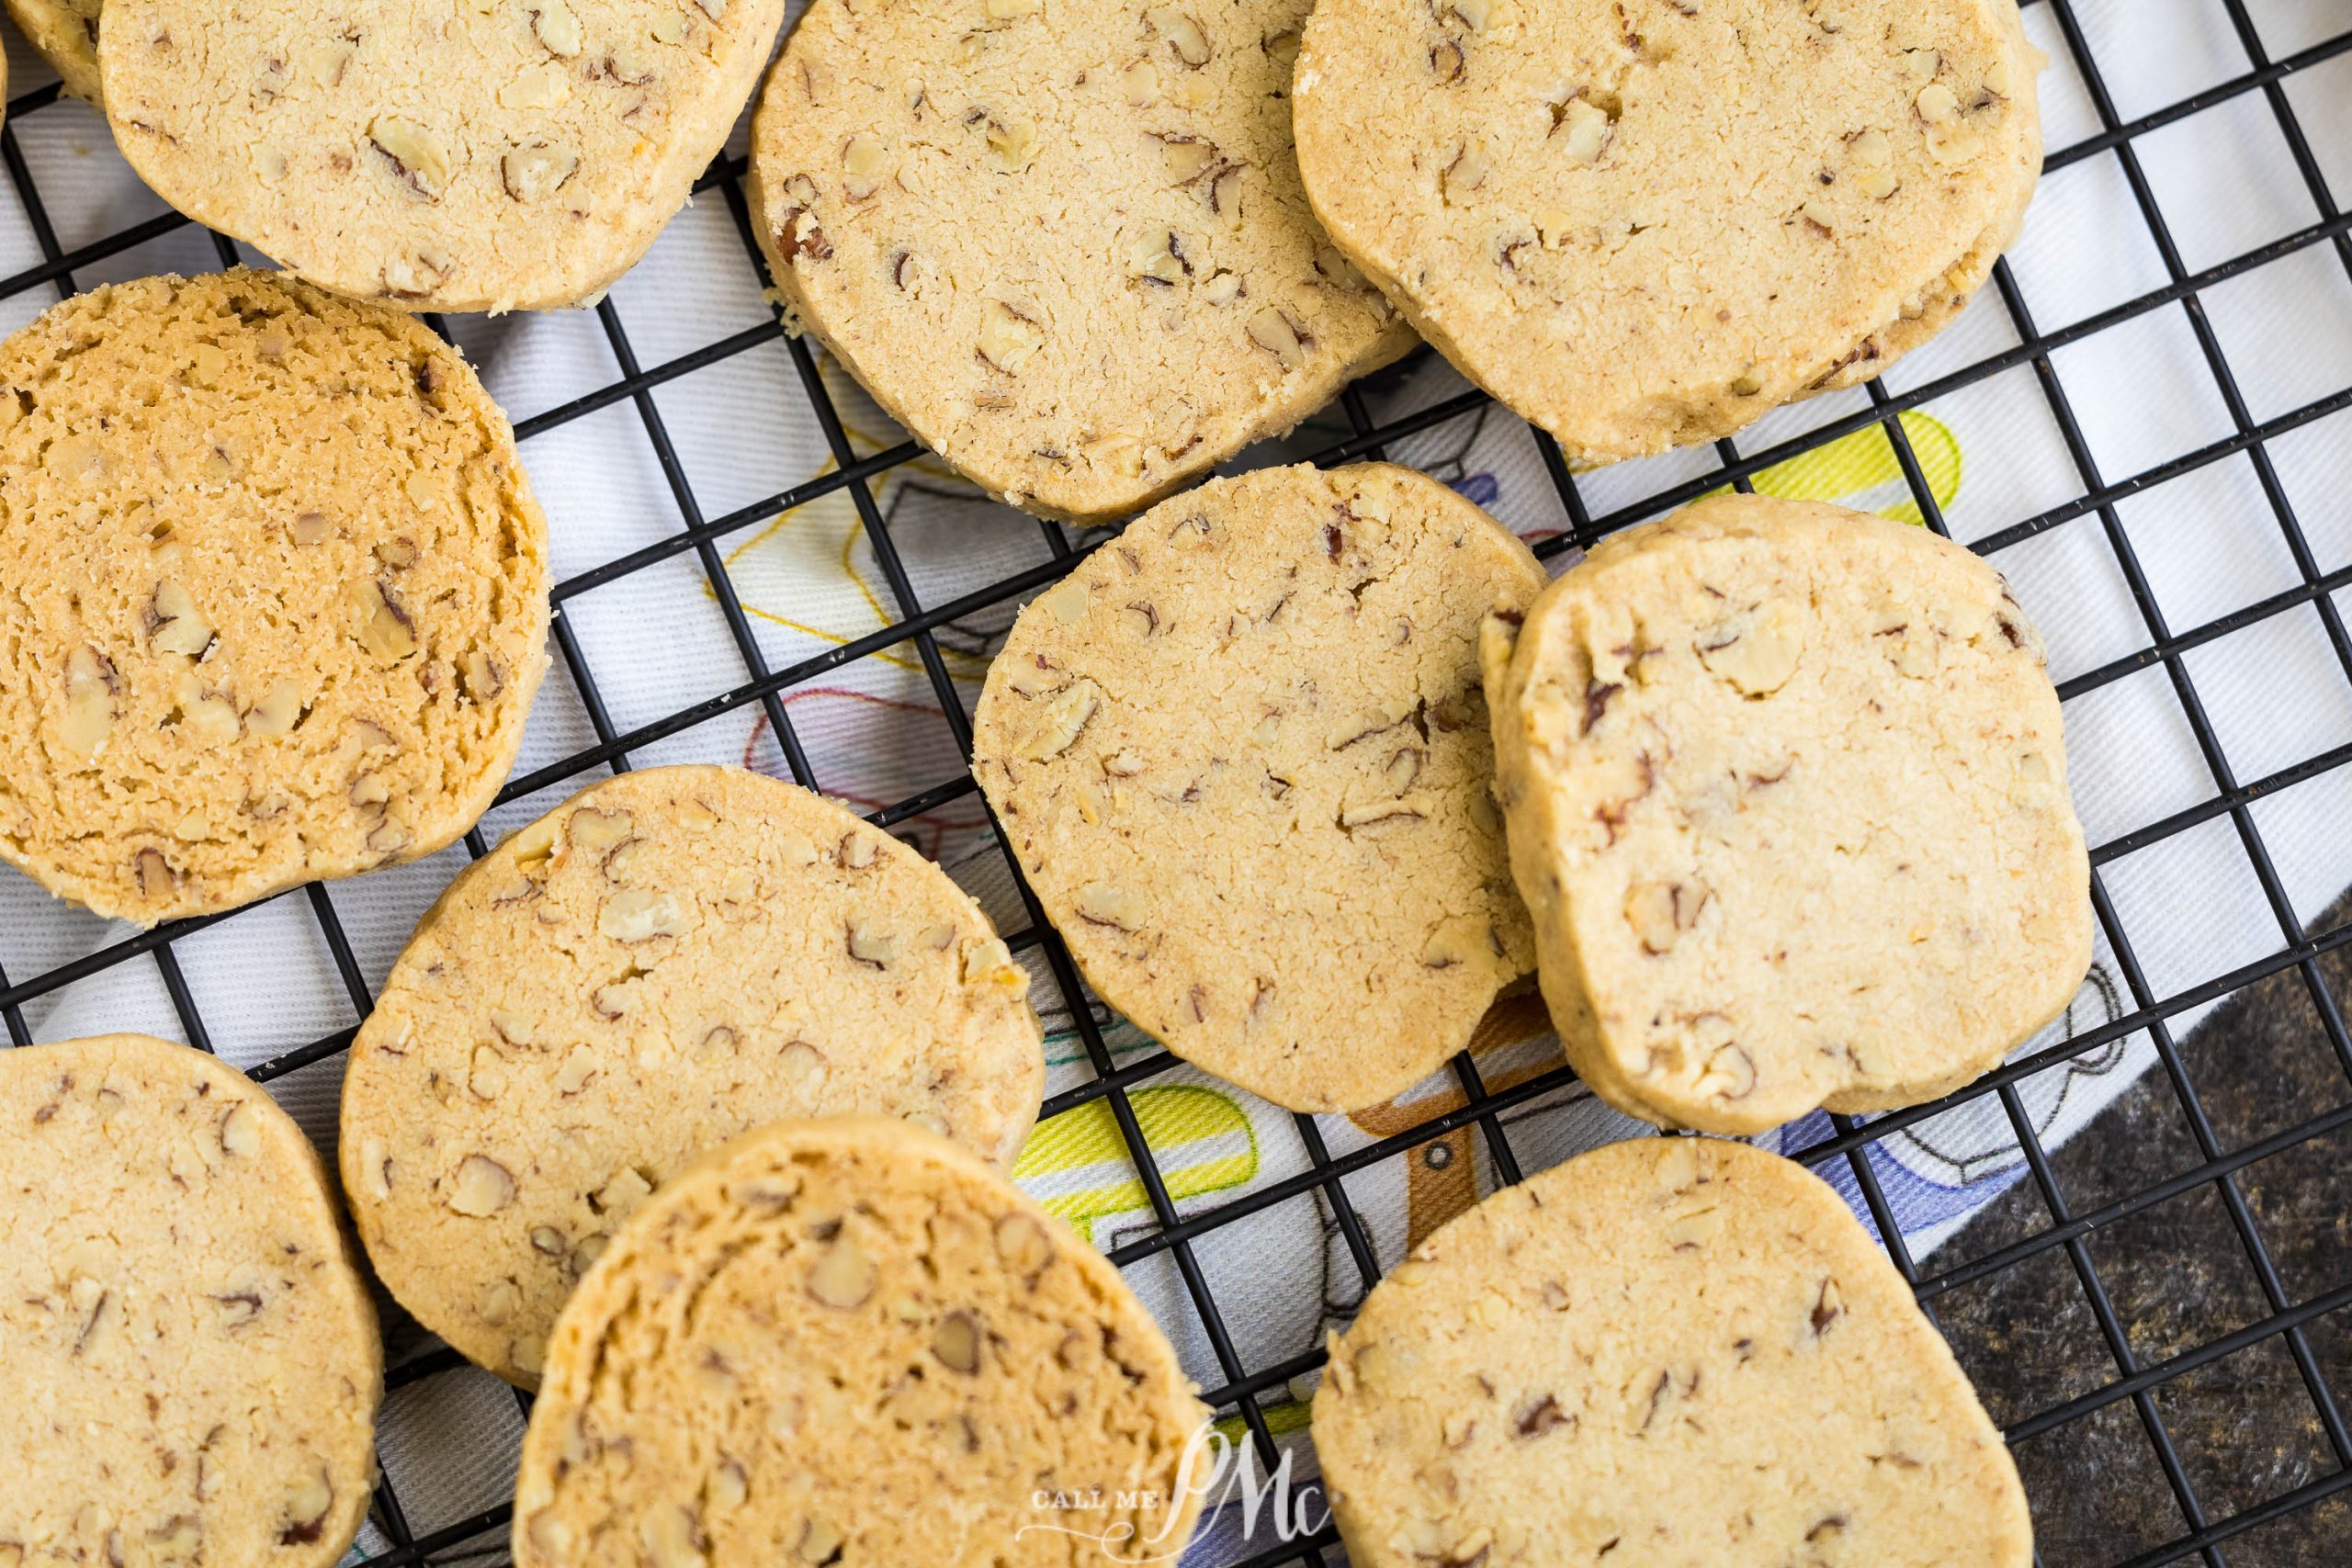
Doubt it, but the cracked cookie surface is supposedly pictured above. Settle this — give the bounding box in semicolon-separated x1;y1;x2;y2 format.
0;1033;383;1568
341;764;1046;1387
973;462;1544;1112
7;0;96;102
99;0;786;311
1314;1136;2032;1568
1293;0;2042;463
746;0;1415;524
1483;495;2090;1134
0;270;549;925
514;1116;1206;1567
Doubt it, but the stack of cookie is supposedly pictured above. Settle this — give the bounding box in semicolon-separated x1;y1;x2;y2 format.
339;765;1051;1386
0;261;1080;1559
26;0;2037;455
0;0;2084;1562
748;0;2045;508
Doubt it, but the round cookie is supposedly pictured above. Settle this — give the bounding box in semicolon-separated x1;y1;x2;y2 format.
972;462;1544;1112
98;0;787;312
341;764;1046;1387
1315;1135;2032;1568
7;0;96;103
0;270;549;925
746;0;1415;525
514;1116;1208;1567
1482;495;2090;1134
0;1034;383;1568
1294;0;2042;463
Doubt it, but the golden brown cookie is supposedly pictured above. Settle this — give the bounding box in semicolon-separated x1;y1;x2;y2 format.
0;1034;383;1568
746;0;1414;523
1315;1136;2032;1568
100;0;787;311
0;270;549;924
1483;495;2090;1133
973;462;1546;1112
1294;0;2042;462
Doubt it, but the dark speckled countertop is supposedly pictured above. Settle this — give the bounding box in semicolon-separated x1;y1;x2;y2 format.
1932;890;2352;1565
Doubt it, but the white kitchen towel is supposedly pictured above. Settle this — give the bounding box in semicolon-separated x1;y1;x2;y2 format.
1;0;2348;1560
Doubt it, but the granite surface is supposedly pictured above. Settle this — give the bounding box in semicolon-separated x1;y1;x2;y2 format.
1935;892;2352;1565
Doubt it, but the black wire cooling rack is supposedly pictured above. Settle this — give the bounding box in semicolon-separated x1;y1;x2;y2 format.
3;2;2350;1564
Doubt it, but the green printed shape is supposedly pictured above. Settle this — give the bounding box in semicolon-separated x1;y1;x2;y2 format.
1013;1086;1259;1240
1706;411;1961;526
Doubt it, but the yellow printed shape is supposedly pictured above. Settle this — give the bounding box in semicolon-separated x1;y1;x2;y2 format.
711;468;989;678
1705;412;1961;526
1213;1399;1315;1447
1014;1086;1259;1246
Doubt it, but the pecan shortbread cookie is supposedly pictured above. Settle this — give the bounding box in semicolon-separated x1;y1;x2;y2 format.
1;1034;383;1568
746;0;1415;524
1484;495;2090;1134
514;1116;1207;1567
973;463;1544;1112
1315;1136;2032;1568
1294;0;2042;463
341;764;1046;1386
0;271;549;925
7;0;95;103
99;0;786;311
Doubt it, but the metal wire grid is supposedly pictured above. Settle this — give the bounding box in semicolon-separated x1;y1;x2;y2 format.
0;1;2345;1563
